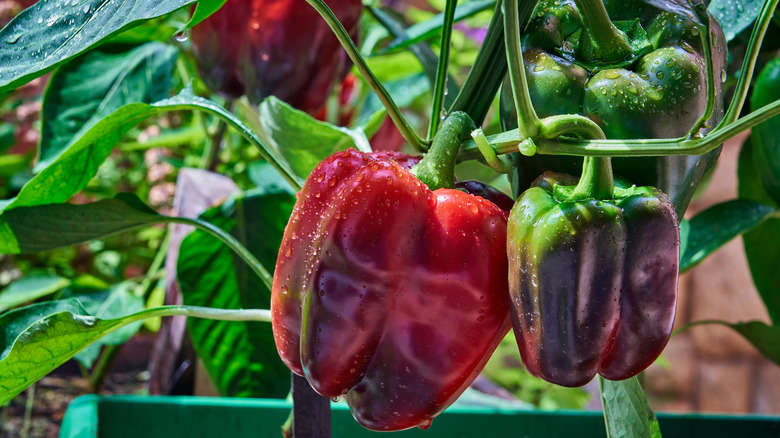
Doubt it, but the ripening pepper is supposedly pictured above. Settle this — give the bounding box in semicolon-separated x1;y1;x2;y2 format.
190;0;362;114
507;166;679;387
271;113;513;431
500;0;727;213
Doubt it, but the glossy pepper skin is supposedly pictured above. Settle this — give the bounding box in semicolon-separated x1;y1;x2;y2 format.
190;0;361;114
500;0;727;213
271;148;512;431
508;172;679;387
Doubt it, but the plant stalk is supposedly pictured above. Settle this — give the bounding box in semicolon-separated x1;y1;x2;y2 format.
428;0;458;138
503;0;541;139
572;0;632;63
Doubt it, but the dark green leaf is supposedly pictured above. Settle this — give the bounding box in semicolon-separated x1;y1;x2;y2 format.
708;0;764;41
0;0;224;91
0;193;168;254
750;57;780;206
383;0;495;53
728;321;780;366
738;140;780;325
258;96;371;179
680;199;777;272
0;299;142;405
39;43;178;169
63;283;146;368
599;377;662;438
0;272;70;313
178;186;294;398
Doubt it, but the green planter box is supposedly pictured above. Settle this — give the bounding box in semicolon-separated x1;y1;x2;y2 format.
59;394;780;438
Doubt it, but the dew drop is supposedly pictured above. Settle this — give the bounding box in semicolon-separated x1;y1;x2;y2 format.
175;29;190;42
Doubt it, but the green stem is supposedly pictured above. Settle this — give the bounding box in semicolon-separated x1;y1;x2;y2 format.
719;0;779;127
471;128;513;173
305;0;426;152
456;98;780;159
411;112;475;190
570;156;614;200
428;0;458;138
89;344;123;393
21;383;34;438
124;305;272;324
133;232;170;299
503;0;541;138
171;217;273;292
572;0;632;63
686;3;716;138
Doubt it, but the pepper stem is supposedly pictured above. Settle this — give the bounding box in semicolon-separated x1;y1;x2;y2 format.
570;156;614;200
573;0;632;63
411;112;476;190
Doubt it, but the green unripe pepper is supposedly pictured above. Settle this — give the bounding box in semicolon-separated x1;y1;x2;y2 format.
507;168;680;387
501;0;727;214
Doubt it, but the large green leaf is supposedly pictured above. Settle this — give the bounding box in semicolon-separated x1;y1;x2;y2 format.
0;193;169;254
708;0;765;41
0;86;300;215
599;377;662;438
750;57;780;206
738;140;780;325
728;321;780;366
0;298;269;405
0;0;225;92
0;272;70;313
257;96;372;179
39;42;178;170
178;186;294;398
680;199;777;272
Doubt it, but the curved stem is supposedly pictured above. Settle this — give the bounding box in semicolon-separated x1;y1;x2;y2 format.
572;0;632;63
503;0;541;138
720;0;779;127
305;0;426;152
456;98;780;159
471;128;513;173
171;217;274;292
538;114;605;141
412;112;475;190
428;0;458;138
686;3;715;138
571;156;613;200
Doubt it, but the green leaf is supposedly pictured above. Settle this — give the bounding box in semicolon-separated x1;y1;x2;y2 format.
0;86;300;217
708;0;764;41
64;283;146;368
728;321;780;366
0;193;168;254
750;57;780;206
383;0;495;53
178;186;294;398
39;42;178;170
0;0;225;92
0;298;270;405
0;272;70;313
0;299;139;405
599;377;662;438
738;140;780;325
188;0;228;28
258;96;371;179
680;199;777;272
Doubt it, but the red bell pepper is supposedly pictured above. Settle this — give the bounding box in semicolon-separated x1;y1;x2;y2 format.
190;0;362;114
271;113;512;431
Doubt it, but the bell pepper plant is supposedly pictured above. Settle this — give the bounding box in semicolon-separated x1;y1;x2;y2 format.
1;0;780;436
